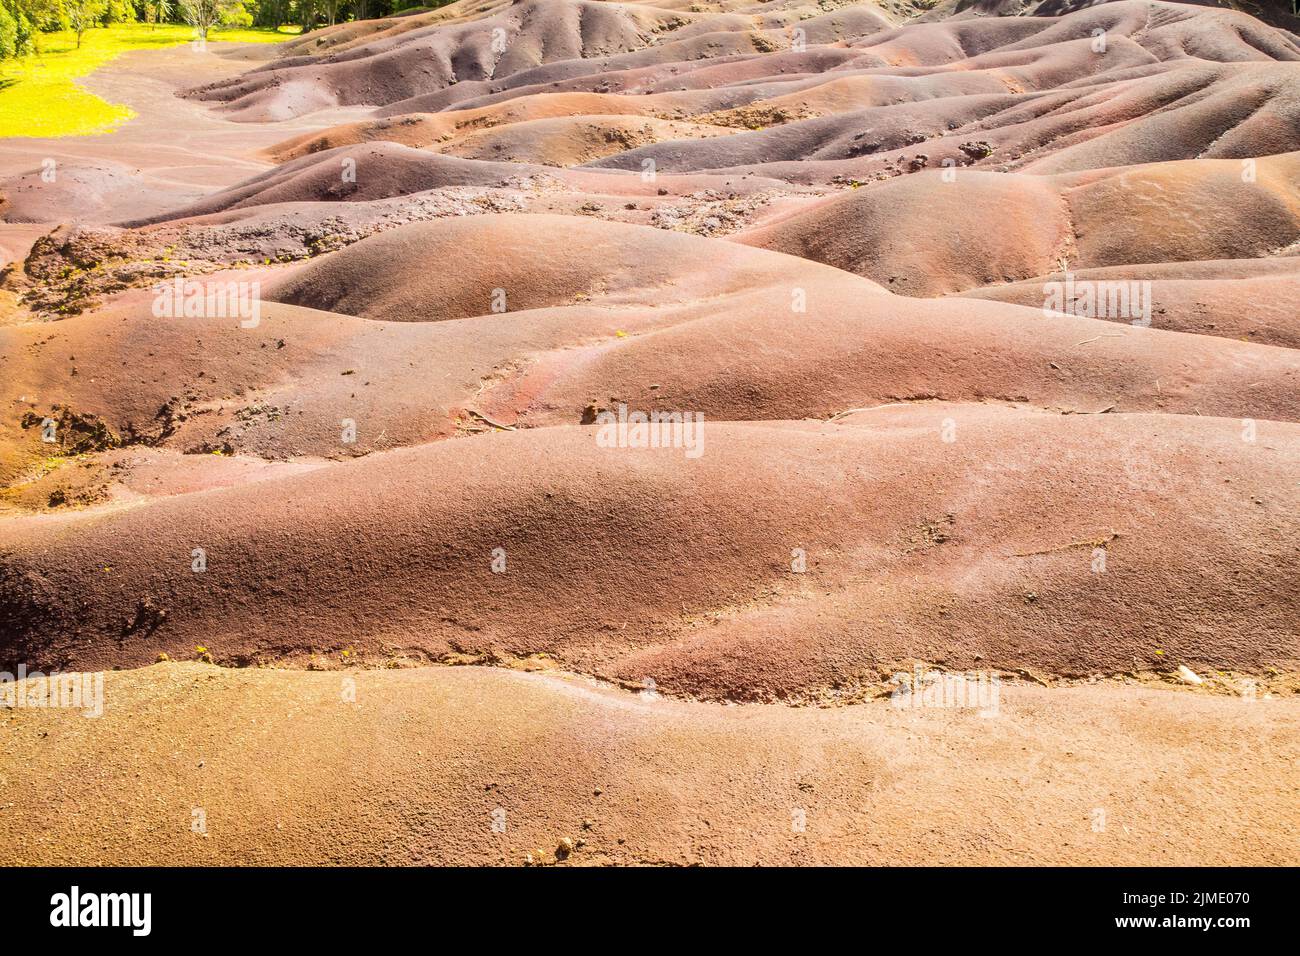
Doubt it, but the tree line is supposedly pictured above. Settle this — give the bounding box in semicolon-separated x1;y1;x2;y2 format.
1;0;448;58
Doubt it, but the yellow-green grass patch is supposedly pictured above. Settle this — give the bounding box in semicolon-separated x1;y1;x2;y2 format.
0;23;298;138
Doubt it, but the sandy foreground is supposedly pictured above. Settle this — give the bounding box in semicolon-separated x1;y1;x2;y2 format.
0;663;1296;866
1;1;1298;866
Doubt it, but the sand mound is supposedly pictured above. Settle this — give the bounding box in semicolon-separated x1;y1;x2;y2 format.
2;405;1295;700
259;213;1300;419
544;4;1300;184
267;92;668;162
435;115;740;167
0;162;165;226
735;153;1300;295
587;61;1300;185
223;2;1300;197
187;0;699;121
265;212;862;320
189;0;900;122
124;143;538;224
955;258;1300;348
10;210;1296;519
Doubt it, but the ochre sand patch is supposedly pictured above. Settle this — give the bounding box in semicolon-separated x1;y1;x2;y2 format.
0;664;1295;866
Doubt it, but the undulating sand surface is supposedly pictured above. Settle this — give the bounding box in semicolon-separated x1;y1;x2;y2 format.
1;0;1297;866
1;663;1296;866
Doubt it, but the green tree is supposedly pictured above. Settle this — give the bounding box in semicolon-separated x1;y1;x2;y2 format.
293;0;313;32
66;0;107;47
2;0;60;54
257;0;286;27
179;0;240;40
146;0;173;28
0;5;17;59
14;8;35;54
99;0;136;25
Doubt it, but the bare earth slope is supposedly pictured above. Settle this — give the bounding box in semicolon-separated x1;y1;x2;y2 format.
3;405;1296;701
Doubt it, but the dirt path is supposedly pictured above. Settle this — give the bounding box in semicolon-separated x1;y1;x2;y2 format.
0;43;373;233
